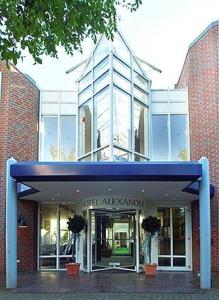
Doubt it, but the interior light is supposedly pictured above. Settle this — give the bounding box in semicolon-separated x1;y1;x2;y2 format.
141;189;145;192
108;188;112;191
164;193;168;197
76;189;80;193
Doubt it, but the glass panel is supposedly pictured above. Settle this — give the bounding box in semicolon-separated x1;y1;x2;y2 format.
83;210;88;270
40;204;57;256
133;57;145;77
96;147;110;161
59;204;75;256
113;88;131;149
78;85;92;105
157;208;171;255
94;71;109;94
39;258;56;269
41;116;58;161
60;91;77;103
94;56;109;80
133;86;148;104
170;115;188;161
113;34;131;64
79;155;92;162
113;71;131;93
172;208;185;255
152;115;168;160
113;148;129;162
41;103;59;115
59;257;72;269
92;211;135;270
60;116;76;161
134;101;148;156
79;72;92;92
173;258;186;267
79;100;92;156
134;155;147;162
113;56;131;79
133;71;148;91
94;88;110;149
139;211;146;265
83;57;92;75
94;36;110;65
158;257;171;267
41;91;59;103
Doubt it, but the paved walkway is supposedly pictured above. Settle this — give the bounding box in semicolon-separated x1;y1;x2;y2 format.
0;270;219;299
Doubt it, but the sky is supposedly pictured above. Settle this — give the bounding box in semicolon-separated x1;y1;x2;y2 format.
16;0;219;90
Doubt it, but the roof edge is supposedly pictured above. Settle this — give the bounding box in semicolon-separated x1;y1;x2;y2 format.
189;20;219;49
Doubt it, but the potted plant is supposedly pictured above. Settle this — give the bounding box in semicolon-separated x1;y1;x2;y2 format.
141;215;161;275
65;214;86;275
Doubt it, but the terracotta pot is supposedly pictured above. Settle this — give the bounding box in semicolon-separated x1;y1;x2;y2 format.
144;263;157;276
65;263;81;275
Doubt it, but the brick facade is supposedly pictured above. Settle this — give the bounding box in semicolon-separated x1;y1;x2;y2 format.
0;62;39;272
177;22;219;272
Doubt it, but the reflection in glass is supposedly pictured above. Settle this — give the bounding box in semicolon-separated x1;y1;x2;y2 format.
41;116;58;161
133;57;144;77
94;71;109;94
172;208;185;255
170;115;188;161
79;155;92;162
79;100;92;156
94;56;109;80
134;155;147;162
173;258;186;267
59;204;75;256
113;56;131;79
152;115;168;160
157;208;171;255
133;86;148;104
40;204;57;256
134;101;148;156
113;88;131;149
60;116;76;161
113;148;129;162
39;258;56;269
94;88;110;149
96;147;110;161
158;257;171;266
113;71;131;93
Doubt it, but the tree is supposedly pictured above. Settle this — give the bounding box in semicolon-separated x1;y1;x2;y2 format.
0;0;142;65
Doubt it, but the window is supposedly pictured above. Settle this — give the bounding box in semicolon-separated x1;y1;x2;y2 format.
94;88;110;149
79;72;92;93
152;115;168;160
94;56;109;81
41;116;58;161
113;56;131;79
94;71;109;94
113;71;131;93
60;116;76;161
112;34;131;64
113;87;131;149
170;115;188;161
78;85;92;105
94;36;110;65
133;85;148;104
79;100;92;156
134;101;148;156
113;147;129;162
133;71;148;91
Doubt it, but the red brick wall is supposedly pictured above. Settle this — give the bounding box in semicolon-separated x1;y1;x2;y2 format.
177;23;219;272
0;62;39;272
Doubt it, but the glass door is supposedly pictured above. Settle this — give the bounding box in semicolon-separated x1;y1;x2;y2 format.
157;207;191;270
91;209;136;271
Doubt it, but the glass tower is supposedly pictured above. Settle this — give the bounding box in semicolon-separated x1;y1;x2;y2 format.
78;33;150;162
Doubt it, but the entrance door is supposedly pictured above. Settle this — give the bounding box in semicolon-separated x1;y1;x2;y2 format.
157;207;191;271
91;210;136;271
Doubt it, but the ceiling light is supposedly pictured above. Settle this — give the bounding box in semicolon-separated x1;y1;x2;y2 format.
51;198;55;201
141;189;145;193
57;193;60;197
76;189;80;193
164;193;168;197
108;188;112;191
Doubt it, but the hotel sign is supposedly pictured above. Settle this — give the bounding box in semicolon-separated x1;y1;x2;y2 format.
83;197;144;210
